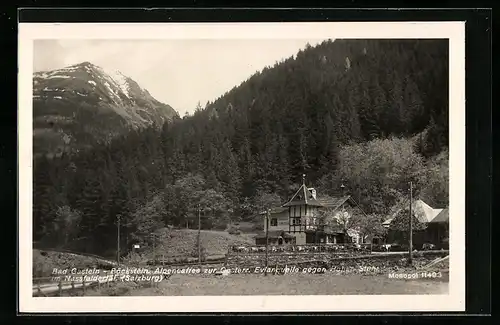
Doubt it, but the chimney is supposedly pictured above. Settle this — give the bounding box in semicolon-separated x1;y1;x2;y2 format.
308;188;317;200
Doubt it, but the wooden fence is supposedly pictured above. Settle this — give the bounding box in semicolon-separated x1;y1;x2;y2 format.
228;243;373;255
32;274;115;297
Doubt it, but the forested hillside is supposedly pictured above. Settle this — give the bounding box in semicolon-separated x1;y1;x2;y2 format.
33;39;449;256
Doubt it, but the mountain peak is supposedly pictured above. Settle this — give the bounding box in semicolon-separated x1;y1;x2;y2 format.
75;61;94;67
32;61;178;157
35;62;139;103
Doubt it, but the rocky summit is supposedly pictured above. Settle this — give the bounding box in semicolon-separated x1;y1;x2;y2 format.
33;61;178;157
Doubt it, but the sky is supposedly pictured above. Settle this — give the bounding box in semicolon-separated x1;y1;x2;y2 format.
33;39;326;116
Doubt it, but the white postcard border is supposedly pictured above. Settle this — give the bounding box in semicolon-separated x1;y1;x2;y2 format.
18;21;465;313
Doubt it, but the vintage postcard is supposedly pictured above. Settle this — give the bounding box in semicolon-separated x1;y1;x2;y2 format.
18;21;465;313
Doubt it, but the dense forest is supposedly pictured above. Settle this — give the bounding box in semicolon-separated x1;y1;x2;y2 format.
33;39;449;257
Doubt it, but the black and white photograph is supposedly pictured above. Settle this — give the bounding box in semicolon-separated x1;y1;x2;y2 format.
18;22;465;312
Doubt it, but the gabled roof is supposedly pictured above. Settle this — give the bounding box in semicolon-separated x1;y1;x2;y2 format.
383;199;443;226
415;200;443;223
429;208;449;223
316;196;352;210
282;184;323;207
258;180;368;220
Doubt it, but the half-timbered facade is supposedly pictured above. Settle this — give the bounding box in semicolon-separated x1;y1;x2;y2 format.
256;177;367;245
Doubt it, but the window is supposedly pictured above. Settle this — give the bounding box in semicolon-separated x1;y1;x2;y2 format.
292;217;301;225
270;218;278;226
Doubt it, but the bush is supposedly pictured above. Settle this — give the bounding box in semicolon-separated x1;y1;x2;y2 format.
121;252;147;266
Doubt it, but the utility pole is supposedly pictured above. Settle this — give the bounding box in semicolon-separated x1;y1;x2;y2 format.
198;204;201;266
117;214;120;266
408;181;413;265
152;233;156;265
265;208;270;276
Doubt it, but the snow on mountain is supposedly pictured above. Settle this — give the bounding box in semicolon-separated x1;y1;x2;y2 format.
35;62;133;104
33;61;178;157
97;66;130;98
